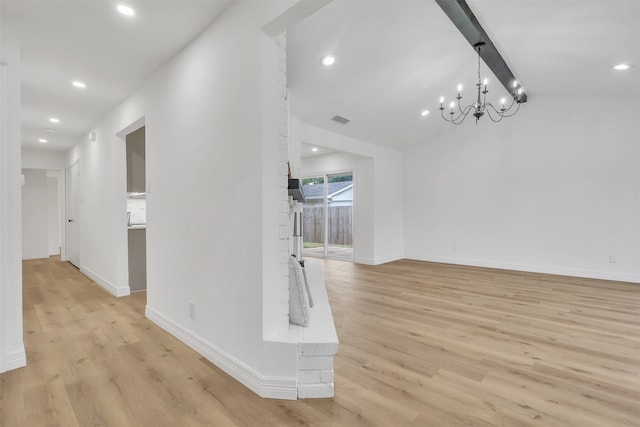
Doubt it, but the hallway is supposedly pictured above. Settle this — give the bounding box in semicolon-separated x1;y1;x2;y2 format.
1;257;346;426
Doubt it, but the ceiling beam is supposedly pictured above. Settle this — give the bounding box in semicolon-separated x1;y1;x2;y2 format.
435;0;527;103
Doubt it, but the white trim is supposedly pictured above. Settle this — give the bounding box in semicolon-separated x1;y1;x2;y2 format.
405;254;640;284
1;348;26;373
64;161;79;265
372;255;402;266
353;256;375;265
115;116;145;141
145;305;298;400
80;266;131;297
22;252;50;260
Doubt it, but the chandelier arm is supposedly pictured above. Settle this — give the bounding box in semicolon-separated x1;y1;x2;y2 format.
441;103;474;124
454;104;475;124
485;102;503;116
504;96;517;111
461;104;475;116
486;98;520;117
452;114;467;125
484;105;505;123
493;101;521;118
440;109;456;123
491;96;516;116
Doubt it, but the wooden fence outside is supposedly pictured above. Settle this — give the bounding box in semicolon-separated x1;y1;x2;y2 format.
303;206;352;246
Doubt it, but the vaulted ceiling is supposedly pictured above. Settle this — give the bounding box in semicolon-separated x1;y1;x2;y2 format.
2;1;638;153
287;0;640;150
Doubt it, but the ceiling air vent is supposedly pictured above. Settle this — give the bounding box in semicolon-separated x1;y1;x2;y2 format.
331;115;351;125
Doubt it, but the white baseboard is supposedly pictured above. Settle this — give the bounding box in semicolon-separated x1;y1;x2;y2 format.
353;257;375;265
145;305;297;400
22;252;50;260
80;266;131;297
354;256;402;266
373;255;403;266
405;254;640;284
1;348;26;373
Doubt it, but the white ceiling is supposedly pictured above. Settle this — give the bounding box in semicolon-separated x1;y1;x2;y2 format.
2;0;233;151
287;0;640;151
2;1;638;154
301;142;336;159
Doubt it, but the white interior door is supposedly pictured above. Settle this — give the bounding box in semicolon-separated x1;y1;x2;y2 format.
65;162;80;267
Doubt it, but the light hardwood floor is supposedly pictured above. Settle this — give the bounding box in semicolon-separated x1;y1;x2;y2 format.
1;256;638;426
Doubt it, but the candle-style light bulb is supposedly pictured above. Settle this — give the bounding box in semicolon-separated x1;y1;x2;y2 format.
500;98;506;105
440;96;445;104
449;101;455;110
457;84;463;92
512;80;518;88
483;78;489;86
517;88;523;95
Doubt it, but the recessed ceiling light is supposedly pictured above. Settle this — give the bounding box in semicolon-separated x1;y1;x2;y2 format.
72;81;86;89
117;4;135;16
321;55;335;66
49;117;60;123
312;147;318;152
38;138;48;144
420;110;430;117
614;63;631;70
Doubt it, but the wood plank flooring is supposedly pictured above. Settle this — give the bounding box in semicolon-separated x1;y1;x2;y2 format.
1;256;638;426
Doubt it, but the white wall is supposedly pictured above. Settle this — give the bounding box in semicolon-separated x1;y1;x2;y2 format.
65;1;303;398
404;96;640;283
294;118;404;264
0;18;26;373
21;169;49;260
22;147;66;170
373;145;404;264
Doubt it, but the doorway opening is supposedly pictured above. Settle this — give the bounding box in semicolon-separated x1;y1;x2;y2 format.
302;171;353;261
125;126;147;295
22;168;64;262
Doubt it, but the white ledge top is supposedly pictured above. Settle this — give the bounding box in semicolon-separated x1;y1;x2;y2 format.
127;224;147;230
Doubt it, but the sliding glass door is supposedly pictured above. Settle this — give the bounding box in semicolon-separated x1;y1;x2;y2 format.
302;172;353;261
301;176;325;257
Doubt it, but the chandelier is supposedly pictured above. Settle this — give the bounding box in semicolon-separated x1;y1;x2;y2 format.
439;42;525;125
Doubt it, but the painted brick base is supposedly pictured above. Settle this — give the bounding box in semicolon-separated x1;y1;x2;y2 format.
295;260;338;398
297;352;335;398
298;382;335;399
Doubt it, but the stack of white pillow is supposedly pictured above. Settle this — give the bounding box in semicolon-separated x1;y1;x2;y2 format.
289;255;314;326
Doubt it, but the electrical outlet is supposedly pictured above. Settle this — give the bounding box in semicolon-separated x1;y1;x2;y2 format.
608;255;617;264
189;301;195;319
